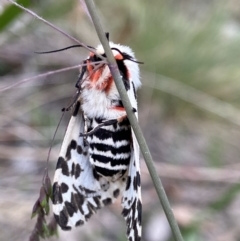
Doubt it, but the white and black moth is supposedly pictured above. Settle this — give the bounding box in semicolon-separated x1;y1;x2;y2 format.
52;42;142;241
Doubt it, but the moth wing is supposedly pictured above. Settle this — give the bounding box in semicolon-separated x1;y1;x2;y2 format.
52;102;125;230
121;81;142;241
122;131;142;241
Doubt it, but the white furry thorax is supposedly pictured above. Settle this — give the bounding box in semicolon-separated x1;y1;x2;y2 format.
79;42;141;120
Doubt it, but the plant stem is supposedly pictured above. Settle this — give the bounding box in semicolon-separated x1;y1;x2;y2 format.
84;1;184;241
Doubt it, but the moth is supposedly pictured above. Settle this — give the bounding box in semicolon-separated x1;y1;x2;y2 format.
52;42;142;241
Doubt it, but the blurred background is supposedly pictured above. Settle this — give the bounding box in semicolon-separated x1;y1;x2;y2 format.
1;0;240;240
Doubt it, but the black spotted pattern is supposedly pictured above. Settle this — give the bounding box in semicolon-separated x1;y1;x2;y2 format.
93;196;101;209
122;197;142;241
56;157;64;169
52;182;63;204
75;163;82;179
58;208;71;230
61;161;69;176
73;186;85;214
102;198;112;206
136;171;141;187
73;101;80;117
66;140;77;160
71;163;75;176
76;220;84;226
65;201;77;217
126;176;131;191
61;183;69;193
113;189;120;198
70;192;79;214
137;200;142;226
77;145;83;154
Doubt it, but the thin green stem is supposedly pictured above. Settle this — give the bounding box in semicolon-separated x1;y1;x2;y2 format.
84;1;184;241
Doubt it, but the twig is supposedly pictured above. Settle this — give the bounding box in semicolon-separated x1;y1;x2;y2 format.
84;1;184;241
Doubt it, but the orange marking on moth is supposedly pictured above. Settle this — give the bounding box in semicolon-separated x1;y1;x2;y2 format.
92;68;104;82
118;114;127;122
95;76;110;91
103;75;114;93
112;106;125;111
115;54;123;60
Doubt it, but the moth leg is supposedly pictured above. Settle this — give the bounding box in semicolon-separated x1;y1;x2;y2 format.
80;114;127;137
80;118;117;137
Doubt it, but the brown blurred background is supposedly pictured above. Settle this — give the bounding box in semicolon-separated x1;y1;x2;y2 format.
1;0;240;240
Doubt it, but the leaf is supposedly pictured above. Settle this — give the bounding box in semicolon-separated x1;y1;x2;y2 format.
39;186;50;215
31;199;41;219
43;174;52;197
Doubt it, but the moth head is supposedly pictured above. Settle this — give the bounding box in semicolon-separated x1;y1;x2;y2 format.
88;42;141;90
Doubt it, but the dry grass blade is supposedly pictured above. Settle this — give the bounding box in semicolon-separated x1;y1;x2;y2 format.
7;0;96;53
0;62;105;92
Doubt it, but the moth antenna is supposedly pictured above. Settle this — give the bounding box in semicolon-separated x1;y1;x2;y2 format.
35;45;96;54
111;47;144;64
45;110;66;176
128;58;144;64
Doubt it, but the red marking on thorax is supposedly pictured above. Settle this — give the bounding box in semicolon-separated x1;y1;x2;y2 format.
86;51;128;95
112;106;125;111
86;58;114;92
87;58;105;84
91;68;104;83
104;76;113;93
